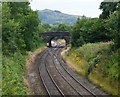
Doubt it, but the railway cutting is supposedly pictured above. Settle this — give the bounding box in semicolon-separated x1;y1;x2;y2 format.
26;46;111;96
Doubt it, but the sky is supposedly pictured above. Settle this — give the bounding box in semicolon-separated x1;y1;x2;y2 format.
29;0;104;18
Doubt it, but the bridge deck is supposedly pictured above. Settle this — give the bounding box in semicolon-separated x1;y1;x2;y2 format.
40;32;70;37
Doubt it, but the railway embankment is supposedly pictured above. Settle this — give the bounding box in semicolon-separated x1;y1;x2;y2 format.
61;42;119;96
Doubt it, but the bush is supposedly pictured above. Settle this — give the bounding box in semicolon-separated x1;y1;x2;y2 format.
2;52;27;95
70;42;119;81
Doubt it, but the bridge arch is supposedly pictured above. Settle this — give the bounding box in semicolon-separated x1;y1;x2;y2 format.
40;32;70;47
47;36;69;47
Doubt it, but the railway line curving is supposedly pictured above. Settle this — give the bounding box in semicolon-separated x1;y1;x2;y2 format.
38;47;111;96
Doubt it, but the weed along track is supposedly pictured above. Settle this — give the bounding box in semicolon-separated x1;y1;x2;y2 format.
38;47;111;96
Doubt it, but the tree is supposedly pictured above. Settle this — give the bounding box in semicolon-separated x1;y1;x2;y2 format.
105;3;120;49
71;18;86;47
88;18;110;42
71;16;112;48
99;2;118;19
41;23;52;32
2;2;41;55
2;3;21;55
57;23;68;31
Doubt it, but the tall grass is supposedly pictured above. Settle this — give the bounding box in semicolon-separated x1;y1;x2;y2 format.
65;42;119;95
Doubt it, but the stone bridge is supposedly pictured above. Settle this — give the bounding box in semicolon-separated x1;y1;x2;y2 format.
40;31;70;47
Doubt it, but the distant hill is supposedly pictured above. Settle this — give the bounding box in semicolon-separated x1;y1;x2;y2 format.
38;9;81;25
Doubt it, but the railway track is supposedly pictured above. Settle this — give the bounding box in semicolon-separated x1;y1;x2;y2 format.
39;48;81;96
49;48;96;96
38;47;111;96
51;48;110;95
46;53;81;96
39;49;64;96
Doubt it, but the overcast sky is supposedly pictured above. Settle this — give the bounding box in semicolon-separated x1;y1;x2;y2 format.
29;0;104;18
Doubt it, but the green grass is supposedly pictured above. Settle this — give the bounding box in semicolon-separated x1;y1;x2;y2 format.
63;42;119;96
89;69;119;96
62;50;88;76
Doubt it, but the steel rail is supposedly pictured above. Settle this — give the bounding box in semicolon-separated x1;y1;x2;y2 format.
38;50;51;96
38;49;64;96
49;51;84;97
45;53;65;97
51;48;97;97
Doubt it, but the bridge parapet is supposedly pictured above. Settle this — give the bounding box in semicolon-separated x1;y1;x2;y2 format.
40;31;70;37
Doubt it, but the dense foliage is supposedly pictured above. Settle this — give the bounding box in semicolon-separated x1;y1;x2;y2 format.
105;3;120;49
69;1;120;96
71;17;111;47
71;2;120;50
2;53;26;95
66;42;119;95
2;2;44;95
2;2;43;55
99;2;118;19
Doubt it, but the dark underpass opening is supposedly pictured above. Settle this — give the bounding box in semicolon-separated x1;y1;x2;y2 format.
40;32;70;47
47;38;67;48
